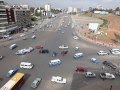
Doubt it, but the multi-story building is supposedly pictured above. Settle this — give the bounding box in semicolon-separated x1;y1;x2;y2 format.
67;7;78;14
45;4;51;11
13;9;31;28
0;0;17;36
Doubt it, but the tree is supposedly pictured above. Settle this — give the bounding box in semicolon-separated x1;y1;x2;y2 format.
115;7;120;11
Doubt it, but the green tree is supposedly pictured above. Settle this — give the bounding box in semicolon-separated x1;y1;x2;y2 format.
115;7;120;11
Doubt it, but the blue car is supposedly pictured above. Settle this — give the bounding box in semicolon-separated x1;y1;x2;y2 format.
6;68;18;77
90;58;99;64
15;51;26;55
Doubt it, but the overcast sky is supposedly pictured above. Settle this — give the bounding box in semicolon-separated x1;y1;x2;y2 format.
5;0;120;9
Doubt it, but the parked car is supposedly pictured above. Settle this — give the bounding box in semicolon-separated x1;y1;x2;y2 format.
100;73;115;79
90;58;99;64
31;78;42;88
0;56;4;60
31;35;36;39
49;59;61;67
22;37;27;40
20;62;34;69
35;45;43;49
20;33;26;37
15;50;26;55
39;49;49;54
25;47;34;53
75;47;79;51
97;51;109;56
115;70;120;76
110;49;120;55
75;66;87;73
51;76;66;84
85;72;96;78
52;51;58;57
9;44;17;50
73;53;83;59
73;36;79;40
59;45;68;49
8;37;13;40
103;61;117;69
61;50;68;56
61;31;64;34
6;68;18;77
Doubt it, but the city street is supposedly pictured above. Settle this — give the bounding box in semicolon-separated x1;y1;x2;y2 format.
0;14;120;90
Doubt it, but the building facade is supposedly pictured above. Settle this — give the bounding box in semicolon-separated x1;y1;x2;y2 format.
0;0;17;36
13;9;31;28
45;4;51;11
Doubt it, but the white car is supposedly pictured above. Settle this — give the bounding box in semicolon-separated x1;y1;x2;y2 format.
24;47;34;53
51;76;66;84
85;72;96;78
100;73;115;79
73;36;79;40
75;47;79;51
110;49;120;55
61;31;64;34
31;35;36;39
59;45;68;49
97;51;109;55
20;34;26;37
8;37;13;40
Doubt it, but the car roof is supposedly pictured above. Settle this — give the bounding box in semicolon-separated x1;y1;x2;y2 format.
86;72;93;74
75;53;83;55
50;59;61;63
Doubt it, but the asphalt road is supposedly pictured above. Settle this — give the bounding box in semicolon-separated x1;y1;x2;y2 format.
0;14;120;90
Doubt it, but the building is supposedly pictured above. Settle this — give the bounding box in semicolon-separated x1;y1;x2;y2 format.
13;9;31;28
96;5;103;10
45;4;51;11
115;11;120;16
20;5;29;10
94;11;109;15
89;23;99;33
0;0;17;36
67;7;73;13
67;7;78;14
12;5;29;10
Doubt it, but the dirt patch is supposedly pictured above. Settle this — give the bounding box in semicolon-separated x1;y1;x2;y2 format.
72;14;120;46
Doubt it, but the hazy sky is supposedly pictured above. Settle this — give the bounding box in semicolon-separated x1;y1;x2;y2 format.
5;0;120;9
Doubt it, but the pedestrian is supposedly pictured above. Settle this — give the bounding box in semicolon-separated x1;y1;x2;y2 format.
110;85;112;90
102;66;105;70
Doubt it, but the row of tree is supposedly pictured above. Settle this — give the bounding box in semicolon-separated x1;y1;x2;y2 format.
89;7;120;13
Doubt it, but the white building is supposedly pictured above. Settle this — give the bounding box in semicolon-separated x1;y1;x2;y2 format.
73;8;77;12
96;5;103;10
20;5;29;10
45;4;51;11
67;7;78;13
67;7;73;13
89;23;99;33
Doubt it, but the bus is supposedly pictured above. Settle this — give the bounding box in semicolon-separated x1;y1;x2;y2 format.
0;72;25;90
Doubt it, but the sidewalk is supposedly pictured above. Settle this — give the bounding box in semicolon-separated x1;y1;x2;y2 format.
0;19;51;46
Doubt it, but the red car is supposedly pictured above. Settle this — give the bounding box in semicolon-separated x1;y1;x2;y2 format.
35;45;43;49
61;50;68;56
75;66;87;73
